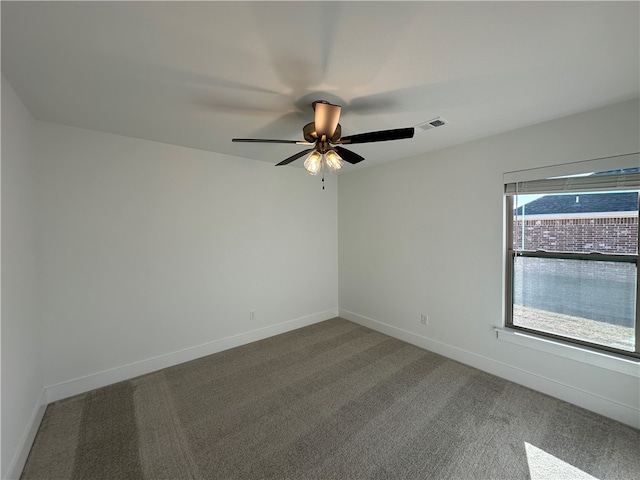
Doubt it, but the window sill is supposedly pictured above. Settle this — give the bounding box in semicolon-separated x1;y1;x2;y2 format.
495;327;640;377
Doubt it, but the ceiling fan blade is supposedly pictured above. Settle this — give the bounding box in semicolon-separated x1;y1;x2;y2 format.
275;148;315;166
314;101;342;138
334;146;365;165
232;138;313;145
340;127;414;144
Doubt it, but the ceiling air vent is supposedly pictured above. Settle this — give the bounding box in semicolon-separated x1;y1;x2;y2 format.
417;117;447;131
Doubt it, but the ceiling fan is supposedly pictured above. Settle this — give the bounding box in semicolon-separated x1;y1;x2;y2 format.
232;100;415;176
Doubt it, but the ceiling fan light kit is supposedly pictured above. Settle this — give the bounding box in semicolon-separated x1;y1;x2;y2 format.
324;150;344;171
232;100;418;187
303;151;323;175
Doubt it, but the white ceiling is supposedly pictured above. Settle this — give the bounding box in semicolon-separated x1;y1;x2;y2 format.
2;1;639;170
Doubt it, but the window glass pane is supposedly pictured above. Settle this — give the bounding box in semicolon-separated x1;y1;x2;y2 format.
512;256;636;351
513;190;638;253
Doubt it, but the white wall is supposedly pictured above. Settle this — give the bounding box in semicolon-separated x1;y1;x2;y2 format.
1;76;45;478
36;122;338;394
338;98;640;427
2;77;338;477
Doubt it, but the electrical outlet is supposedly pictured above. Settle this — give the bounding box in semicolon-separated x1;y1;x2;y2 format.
420;314;429;326
250;309;256;321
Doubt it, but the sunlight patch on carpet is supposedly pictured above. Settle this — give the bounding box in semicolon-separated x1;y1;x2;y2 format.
525;442;597;480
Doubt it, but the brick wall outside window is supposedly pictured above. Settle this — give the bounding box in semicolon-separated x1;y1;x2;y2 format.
513;215;638;254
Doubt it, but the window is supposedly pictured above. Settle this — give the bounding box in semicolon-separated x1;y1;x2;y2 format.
504;156;640;359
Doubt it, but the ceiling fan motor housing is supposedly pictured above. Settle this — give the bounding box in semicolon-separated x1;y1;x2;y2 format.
303;122;341;146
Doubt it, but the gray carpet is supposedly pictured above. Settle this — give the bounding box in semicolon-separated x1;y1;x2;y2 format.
21;318;640;479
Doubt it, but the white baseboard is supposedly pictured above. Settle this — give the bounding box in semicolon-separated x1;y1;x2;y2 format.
6;389;47;480
45;308;337;404
339;308;640;429
14;306;633;480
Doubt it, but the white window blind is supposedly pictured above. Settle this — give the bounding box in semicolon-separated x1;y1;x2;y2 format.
503;152;639;185
505;171;640;195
